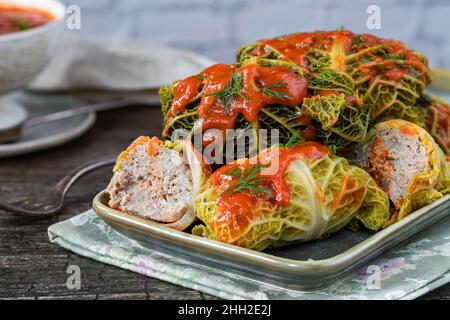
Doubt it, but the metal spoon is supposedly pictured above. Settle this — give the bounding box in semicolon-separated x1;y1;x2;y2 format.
0;99;136;144
0;157;115;217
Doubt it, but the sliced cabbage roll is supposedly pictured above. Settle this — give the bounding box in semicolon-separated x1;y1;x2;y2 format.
423;94;450;156
192;142;389;251
107;136;210;231
353;119;450;226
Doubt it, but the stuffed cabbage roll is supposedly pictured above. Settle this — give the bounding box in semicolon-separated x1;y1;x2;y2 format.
237;30;432;150
192;142;389;251
424;94;450;156
159;59;316;162
353;119;450;226
107;136;210;231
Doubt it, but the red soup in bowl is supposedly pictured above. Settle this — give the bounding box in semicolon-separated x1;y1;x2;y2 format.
0;4;54;35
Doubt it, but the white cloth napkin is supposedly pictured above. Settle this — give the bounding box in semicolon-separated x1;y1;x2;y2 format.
29;35;215;91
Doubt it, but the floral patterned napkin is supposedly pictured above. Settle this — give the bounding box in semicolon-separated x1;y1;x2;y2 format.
48;210;450;300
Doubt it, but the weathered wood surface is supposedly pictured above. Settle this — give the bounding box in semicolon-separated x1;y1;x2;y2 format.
0;106;448;300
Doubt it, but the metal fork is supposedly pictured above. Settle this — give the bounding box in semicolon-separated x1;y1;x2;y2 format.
0;157;115;218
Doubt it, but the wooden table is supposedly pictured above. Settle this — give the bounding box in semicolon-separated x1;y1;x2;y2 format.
0;106;448;300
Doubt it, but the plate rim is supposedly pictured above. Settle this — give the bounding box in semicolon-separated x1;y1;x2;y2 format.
0;112;96;158
92;190;450;276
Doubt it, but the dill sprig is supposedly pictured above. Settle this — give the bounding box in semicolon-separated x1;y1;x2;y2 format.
220;164;270;198
285;131;304;148
208;72;248;114
309;59;328;71
310;69;336;87
227;166;241;178
351;35;362;46
328;143;339;153
383;52;405;60
192;74;206;80
262;80;289;99
351;34;368;49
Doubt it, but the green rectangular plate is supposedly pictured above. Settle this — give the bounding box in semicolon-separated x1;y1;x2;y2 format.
93;191;450;290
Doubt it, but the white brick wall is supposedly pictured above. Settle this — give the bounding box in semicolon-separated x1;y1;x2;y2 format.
61;0;450;67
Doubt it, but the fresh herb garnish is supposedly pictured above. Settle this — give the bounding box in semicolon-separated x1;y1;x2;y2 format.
351;35;362;46
386;156;396;161
310;69;336;87
285;131;304;148
309;60;328;71
227;166;242;178
336;26;345;31
220;164;270;198
14;20;31;31
384;53;405;60
262;80;289;99
351;35;368;49
208;72;248;114
328;144;339;153
192;74;206;80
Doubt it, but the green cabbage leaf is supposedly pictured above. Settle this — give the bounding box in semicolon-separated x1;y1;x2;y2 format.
192;151;390;251
236;31;432;151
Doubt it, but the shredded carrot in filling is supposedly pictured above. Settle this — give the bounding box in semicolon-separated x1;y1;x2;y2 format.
365;136;393;190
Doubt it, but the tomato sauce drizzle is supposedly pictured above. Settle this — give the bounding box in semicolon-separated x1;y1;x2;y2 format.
166;63;309;146
250;30;428;83
253;30;354;67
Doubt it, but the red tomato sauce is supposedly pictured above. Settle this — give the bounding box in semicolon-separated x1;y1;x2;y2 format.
166;63;309;146
0;4;54;35
253;30;354;68
249;30;428;84
206;142;330;242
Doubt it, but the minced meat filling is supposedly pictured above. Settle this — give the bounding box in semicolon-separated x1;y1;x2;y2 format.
355;128;431;209
107;142;193;223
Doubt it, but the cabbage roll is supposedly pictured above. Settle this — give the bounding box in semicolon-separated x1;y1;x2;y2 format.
192;142;389;251
107;137;210;231
237;30;432;150
353;119;450;226
424;94;450;156
159;60;316;161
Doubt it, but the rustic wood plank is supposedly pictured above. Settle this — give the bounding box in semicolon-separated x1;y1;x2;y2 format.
0;106;448;300
0;106;215;300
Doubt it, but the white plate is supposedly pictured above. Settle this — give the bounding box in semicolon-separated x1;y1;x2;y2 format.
0;91;96;159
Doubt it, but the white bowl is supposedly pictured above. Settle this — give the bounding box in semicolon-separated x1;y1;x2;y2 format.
0;0;66;93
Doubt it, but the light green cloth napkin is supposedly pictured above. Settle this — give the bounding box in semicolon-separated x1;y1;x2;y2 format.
48;210;450;300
